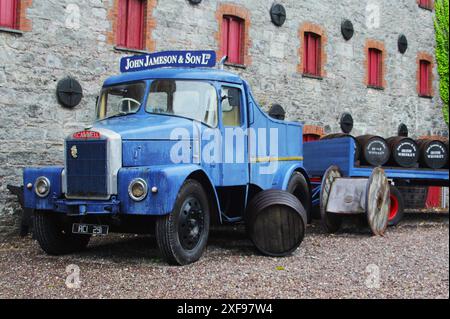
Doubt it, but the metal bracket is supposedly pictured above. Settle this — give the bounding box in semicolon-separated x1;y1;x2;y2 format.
218;56;228;70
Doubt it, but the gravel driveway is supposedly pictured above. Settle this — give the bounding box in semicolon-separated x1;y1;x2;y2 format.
0;212;448;299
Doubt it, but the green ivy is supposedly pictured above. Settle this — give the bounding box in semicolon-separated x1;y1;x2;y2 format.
434;0;449;125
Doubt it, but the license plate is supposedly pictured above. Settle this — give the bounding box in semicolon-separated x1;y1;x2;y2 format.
72;223;109;235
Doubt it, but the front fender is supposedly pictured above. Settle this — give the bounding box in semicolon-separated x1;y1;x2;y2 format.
118;164;213;215
23;166;63;210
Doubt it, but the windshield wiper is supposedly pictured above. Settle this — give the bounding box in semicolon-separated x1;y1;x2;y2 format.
101;111;128;120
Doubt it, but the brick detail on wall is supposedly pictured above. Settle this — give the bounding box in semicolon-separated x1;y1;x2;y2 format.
297;22;327;77
215;3;251;66
364;39;387;89
17;0;32;31
106;0;157;52
417;0;434;10
303;125;325;137
416;51;434;97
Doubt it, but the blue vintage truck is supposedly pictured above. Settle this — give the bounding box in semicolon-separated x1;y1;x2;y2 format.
23;51;311;265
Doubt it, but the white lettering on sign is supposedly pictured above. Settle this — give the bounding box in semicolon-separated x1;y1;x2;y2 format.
122;51;215;72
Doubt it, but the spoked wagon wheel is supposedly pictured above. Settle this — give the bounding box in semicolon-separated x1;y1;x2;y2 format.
365;167;390;236
320;165;343;233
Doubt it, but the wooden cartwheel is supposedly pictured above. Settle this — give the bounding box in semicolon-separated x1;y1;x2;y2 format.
319;165;390;236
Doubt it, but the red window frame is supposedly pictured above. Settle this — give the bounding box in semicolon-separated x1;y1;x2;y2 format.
117;0;145;50
303;32;321;77
368;48;383;88
419;60;432;97
222;15;244;65
0;0;18;29
418;0;432;10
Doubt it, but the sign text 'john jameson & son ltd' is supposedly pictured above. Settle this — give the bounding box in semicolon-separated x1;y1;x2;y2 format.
120;50;217;72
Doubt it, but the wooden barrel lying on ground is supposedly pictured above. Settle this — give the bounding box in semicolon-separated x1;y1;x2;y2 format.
386;136;419;168
320;133;361;161
355;135;390;166
416;138;449;169
246;190;307;257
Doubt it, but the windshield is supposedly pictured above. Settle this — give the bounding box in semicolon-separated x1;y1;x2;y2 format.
96;82;146;120
146;80;218;127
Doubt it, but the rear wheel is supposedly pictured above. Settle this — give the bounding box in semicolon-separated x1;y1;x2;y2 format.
155;179;210;265
388;185;404;226
34;211;91;255
287;171;312;223
320;166;343;233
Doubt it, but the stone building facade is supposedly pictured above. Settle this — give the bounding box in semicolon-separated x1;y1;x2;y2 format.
0;0;446;235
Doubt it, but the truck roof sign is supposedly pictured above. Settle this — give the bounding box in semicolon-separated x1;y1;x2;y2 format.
120;50;216;73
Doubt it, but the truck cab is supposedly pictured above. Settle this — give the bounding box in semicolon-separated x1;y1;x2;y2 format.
24;55;310;265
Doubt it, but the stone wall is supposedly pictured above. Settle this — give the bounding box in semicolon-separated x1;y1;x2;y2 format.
0;0;446;236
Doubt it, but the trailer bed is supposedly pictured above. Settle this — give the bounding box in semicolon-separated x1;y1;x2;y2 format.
304;137;449;186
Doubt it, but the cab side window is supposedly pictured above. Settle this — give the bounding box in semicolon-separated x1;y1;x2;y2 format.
221;87;241;126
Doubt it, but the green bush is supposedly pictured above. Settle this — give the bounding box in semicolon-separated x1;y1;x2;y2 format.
434;0;449;125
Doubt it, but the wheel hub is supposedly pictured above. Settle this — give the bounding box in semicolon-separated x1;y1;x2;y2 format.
389;194;399;220
178;197;204;250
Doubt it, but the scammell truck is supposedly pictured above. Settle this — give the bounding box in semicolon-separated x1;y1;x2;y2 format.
23;51;311;265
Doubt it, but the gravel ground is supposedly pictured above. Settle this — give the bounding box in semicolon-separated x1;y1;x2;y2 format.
0;212;448;299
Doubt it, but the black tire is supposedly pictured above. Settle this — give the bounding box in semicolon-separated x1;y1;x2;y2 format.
322;211;343;233
287;171;312;223
34;210;91;255
388;185;404;226
155;179;210;265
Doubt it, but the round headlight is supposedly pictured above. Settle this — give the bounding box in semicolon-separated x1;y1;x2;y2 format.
128;178;148;201
34;177;50;198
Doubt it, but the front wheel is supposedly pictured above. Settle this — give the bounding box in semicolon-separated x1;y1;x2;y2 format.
34;211;91;255
155;179;210;265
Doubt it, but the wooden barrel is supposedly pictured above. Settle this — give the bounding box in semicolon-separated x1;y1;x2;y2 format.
355;135;390;166
416;139;448;169
445;140;449;168
386;136;419;168
246;190;306;257
320;133;361;161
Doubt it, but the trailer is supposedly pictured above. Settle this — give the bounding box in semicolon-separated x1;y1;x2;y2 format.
304;137;449;231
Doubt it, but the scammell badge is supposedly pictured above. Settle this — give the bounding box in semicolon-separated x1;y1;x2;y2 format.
70;145;78;159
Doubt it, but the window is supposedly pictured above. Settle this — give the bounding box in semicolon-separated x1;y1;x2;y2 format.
221;87;241;126
117;0;145;50
0;0;17;29
146;80;218;127
418;0;432;10
368;48;383;88
419;60;432;97
303;32;321;77
97;82;146;120
298;23;327;77
222;16;244;65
